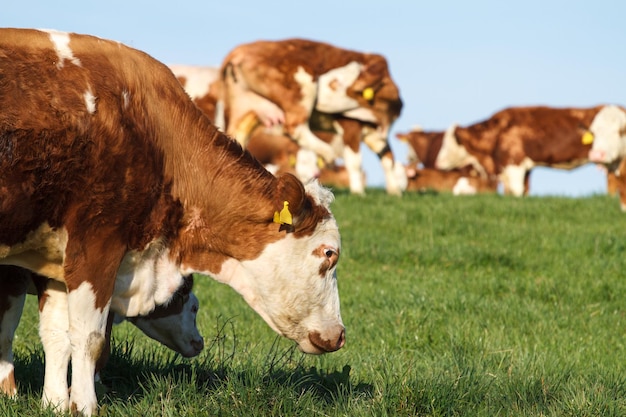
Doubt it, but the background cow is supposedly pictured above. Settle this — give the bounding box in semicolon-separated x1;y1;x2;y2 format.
219;38;404;195
431;106;607;196
0;29;344;415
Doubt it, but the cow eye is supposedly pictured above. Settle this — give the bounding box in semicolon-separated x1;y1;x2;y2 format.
324;248;336;259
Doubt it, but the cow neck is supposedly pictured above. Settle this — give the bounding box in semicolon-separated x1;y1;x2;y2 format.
147;90;282;273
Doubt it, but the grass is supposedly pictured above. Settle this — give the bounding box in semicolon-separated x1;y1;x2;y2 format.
6;189;626;416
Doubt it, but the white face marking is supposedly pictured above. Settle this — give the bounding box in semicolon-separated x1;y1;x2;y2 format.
316;62;361;113
83;89;96;114
589;105;626;165
42;29;81;69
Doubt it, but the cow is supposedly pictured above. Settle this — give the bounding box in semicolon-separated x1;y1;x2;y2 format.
0;268;203;398
219;38;404;195
404;163;497;195
0;29;344;415
433;106;608;196
396;128;498;194
587;105;626;167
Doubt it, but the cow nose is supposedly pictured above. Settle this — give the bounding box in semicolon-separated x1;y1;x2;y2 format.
191;338;204;353
308;326;346;353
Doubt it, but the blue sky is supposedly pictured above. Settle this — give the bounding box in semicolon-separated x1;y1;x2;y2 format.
5;1;624;196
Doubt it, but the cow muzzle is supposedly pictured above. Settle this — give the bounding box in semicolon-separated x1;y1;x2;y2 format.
299;325;346;354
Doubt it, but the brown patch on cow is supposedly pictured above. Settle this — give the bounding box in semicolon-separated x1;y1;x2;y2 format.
313;244;339;276
308;329;344;353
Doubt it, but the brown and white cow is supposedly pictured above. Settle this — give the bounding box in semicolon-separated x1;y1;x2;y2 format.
0;269;202;398
0;29;344;415
396;128;498;194
433;106;608;196
219;38;404;195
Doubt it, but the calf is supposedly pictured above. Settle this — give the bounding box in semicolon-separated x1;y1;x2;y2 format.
0;268;202;398
220;39;404;195
0;29;344;415
433;106;606;196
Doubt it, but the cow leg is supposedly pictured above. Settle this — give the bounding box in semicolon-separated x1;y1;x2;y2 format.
0;267;29;397
343;146;365;195
37;278;72;412
363;130;402;196
501;164;528;197
291;123;337;164
65;282;111;416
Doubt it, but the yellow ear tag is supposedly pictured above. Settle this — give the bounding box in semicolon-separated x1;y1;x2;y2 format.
582;131;594;145
317;156;325;169
362;87;374;101
288;154;297;167
273;201;292;225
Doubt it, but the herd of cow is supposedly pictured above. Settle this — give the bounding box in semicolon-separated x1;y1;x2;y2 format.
0;28;624;416
169;40;626;207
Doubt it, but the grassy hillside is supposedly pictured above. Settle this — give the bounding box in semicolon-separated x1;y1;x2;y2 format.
6;190;626;416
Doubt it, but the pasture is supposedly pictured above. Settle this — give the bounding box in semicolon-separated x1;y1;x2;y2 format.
5;190;626;416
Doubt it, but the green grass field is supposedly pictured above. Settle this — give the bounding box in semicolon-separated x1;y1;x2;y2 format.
5;190;626;416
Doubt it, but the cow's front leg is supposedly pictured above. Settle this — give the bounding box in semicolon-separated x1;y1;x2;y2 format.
291;123;336;164
38;279;72;412
66;282;110;416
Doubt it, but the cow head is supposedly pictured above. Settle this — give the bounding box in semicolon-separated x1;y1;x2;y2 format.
126;275;204;358
588;105;626;166
191;175;345;355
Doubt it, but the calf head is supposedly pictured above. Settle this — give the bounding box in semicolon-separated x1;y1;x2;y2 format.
126;275;203;358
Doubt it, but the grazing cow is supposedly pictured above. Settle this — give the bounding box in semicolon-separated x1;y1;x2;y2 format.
220;38;404;195
396;128;498;194
0;269;202;398
404;163;497;195
587;105;626;167
434;106;607;196
0;29;344;415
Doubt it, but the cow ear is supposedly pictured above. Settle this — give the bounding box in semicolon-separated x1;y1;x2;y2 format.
275;173;306;220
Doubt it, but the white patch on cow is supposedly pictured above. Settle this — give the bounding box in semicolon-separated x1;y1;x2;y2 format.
295;148;321;183
66;281;108;416
0;223;68;280
292;124;336;163
294;66;317;114
83;89;96;114
191;181;343;354
42;29;81;69
500;158;534;196
343;146;365;194
435;124;487;177
394;162;409;192
40;280;71;412
342;107;377;123
169;65;219;100
129;292;203;357
316;62;361;113
0;293;26;397
113;242;184;317
589;105;626;165
452;177;477;195
122;90;131;109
